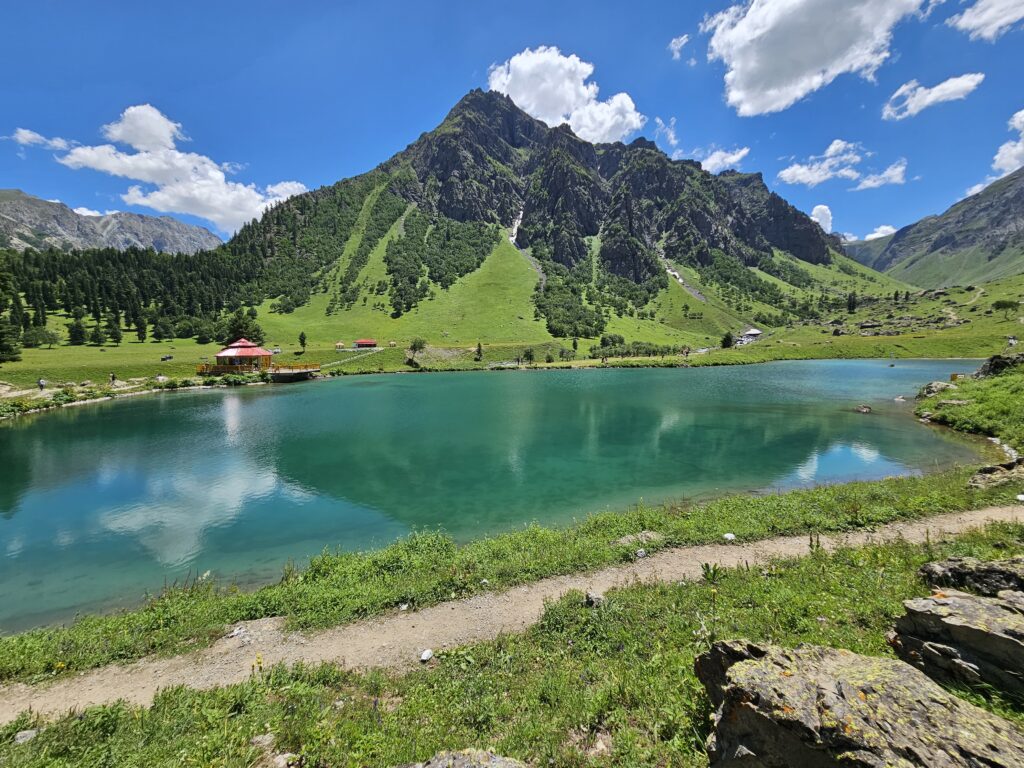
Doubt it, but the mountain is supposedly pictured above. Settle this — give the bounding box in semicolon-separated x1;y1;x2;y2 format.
226;89;865;339
0;190;222;254
2;91;902;353
844;166;1024;288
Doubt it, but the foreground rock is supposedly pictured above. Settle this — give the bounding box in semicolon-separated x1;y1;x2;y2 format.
395;751;527;768
890;589;1024;698
920;556;1024;595
968;457;1024;489
695;640;1024;767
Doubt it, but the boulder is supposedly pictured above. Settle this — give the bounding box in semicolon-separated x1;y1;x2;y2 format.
918;380;956;399
920;556;1024;595
889;589;1024;698
395;750;528;768
695;640;1024;767
976;353;1024;378
968;457;1024;489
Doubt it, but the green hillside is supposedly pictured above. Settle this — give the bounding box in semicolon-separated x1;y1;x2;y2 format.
845;166;1024;288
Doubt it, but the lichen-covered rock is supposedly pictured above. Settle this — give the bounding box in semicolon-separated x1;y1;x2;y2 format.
695;640;1024;768
920;556;1024;595
395;750;528;768
889;589;1024;698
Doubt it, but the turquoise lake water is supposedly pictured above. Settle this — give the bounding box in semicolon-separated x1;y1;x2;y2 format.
0;359;985;632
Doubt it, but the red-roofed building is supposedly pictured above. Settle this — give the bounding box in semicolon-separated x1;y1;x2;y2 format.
354;339;377;348
213;338;273;370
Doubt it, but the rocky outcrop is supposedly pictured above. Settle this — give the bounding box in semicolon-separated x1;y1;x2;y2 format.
395;750;527;768
976;353;1024;378
695;640;1024;767
889;589;1024;698
968;457;1024;489
921;556;1024;595
0;189;222;253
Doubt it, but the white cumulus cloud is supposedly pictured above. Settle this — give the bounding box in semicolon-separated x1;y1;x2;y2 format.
26;104;307;234
964;108;1024;196
853;158;907;190
779;140;906;190
702;0;926;116
810;204;833;232
668;34;690;60
865;224;897;240
947;0;1024;40
882;73;985;120
993;108;1024;175
777;139;863;187
701;146;751;173
9;127;71;150
487;46;646;143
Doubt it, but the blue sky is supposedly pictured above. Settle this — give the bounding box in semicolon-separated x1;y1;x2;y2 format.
3;0;1022;241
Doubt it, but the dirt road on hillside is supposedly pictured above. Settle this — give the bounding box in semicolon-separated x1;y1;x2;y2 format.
1;505;1020;723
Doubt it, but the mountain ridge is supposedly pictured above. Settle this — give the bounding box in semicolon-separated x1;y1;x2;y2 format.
0;190;222;255
844;166;1024;288
229;88;850;337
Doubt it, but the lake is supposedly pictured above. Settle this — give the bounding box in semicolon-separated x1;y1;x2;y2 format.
0;359;985;632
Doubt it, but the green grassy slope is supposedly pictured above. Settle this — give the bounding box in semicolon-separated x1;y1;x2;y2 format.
889;242;1024;289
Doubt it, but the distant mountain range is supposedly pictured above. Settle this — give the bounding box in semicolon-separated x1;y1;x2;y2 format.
844;166;1024;288
0;190;222;254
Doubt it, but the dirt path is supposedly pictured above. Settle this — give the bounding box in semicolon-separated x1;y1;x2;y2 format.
2;505;1020;724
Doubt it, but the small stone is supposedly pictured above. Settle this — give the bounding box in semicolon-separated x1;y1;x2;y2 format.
250;733;274;749
14;730;38;745
723;533;736;542
584;591;604;608
399;603;409;611
635;548;647;559
273;754;296;768
1017;494;1024;502
420;649;434;663
855;404;872;414
480;578;489;586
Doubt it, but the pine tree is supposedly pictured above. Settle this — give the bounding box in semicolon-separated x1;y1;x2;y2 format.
89;324;107;346
107;318;123;346
136;318;147;342
67;319;87;346
298;331;307;350
0;318;22;362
